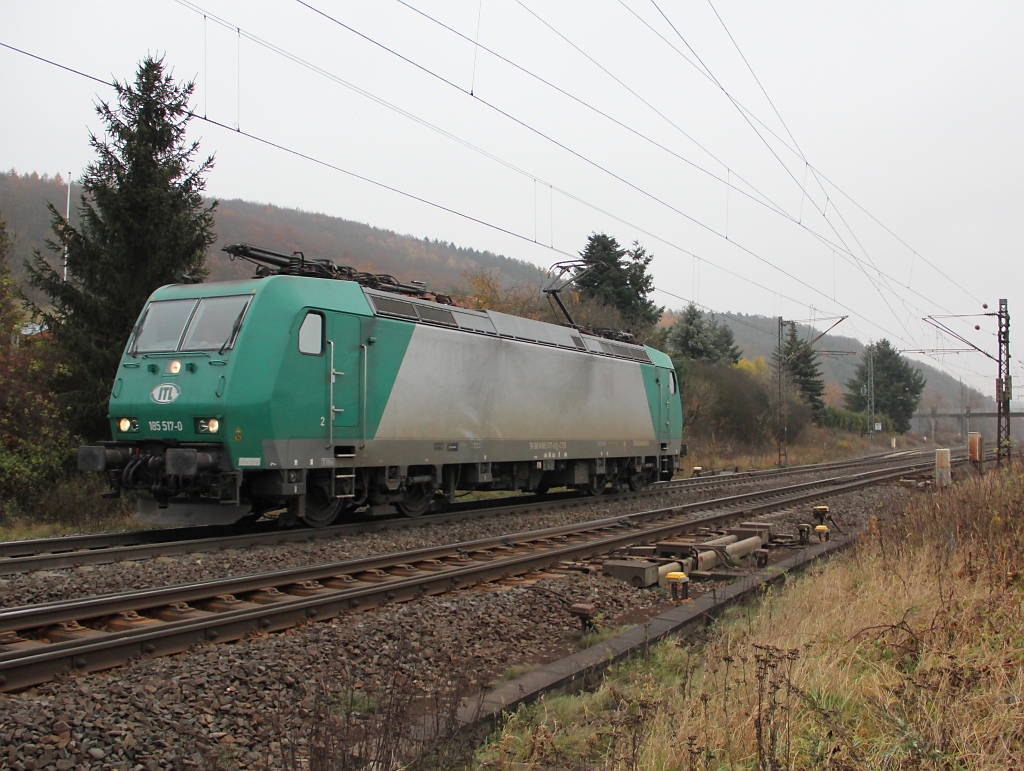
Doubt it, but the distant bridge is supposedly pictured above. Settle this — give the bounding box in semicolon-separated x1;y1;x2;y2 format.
911;409;1022;438
913;410;1023;420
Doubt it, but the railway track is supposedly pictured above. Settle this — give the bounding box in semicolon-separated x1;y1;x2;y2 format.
0;456;945;692
0;448;946;575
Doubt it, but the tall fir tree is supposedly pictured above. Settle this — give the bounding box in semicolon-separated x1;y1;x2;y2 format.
844;339;926;433
781;322;826;418
25;56;216;439
710;316;742;365
667;303;742;364
574;234;662;337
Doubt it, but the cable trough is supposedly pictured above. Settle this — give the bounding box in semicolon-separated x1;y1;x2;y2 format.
0;458;944;692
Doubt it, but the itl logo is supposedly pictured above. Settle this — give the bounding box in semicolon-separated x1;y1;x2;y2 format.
150;383;181;404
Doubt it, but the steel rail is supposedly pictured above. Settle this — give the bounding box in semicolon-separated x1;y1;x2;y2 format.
0;448;947;574
0;459;938;631
0;459;941;692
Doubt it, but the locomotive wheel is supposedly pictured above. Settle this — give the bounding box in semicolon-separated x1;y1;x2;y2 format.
297;477;344;528
628;466;657;491
585;475;607;496
396;483;433;517
301;499;343;528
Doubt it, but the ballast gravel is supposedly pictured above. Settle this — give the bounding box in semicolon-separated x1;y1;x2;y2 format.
1;573;660;769
0;481;922;769
3;464;894;608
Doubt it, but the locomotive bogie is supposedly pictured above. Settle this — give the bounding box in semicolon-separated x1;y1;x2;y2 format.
81;270;684;526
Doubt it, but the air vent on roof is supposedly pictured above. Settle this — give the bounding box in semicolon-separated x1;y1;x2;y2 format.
416;304;457;326
570;334;585;350
372;296;417;319
453;311;497;335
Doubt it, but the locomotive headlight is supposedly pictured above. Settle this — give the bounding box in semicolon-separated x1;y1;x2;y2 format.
166;360;182;374
194;417;221;434
117;417;139;433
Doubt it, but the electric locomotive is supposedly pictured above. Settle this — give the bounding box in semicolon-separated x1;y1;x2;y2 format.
78;244;684;527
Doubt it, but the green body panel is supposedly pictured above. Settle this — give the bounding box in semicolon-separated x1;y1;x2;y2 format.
641;346;683;444
329;315;361;428
109;276;382;468
358;316;415;441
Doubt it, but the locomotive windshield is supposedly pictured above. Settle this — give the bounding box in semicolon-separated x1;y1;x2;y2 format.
133;295;251;353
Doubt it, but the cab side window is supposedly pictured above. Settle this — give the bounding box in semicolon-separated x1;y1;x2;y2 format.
669;370;678;395
298;312;324;355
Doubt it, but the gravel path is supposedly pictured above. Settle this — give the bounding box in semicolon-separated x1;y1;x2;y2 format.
0;479;926;769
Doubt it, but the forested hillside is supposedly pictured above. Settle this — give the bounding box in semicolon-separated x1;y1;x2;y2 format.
0;170;546;302
662;309;993;418
1;169;990;419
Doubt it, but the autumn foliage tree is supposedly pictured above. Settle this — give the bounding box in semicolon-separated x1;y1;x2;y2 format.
0;217;78;511
460;267;546;318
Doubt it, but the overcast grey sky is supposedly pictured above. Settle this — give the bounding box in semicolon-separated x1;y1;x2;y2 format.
2;0;1021;399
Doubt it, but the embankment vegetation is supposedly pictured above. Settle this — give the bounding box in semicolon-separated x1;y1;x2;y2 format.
479;468;1024;769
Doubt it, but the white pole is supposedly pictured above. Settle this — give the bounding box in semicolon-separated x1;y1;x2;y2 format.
63;172;71;281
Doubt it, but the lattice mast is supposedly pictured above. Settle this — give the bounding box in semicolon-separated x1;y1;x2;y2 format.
996;299;1011;467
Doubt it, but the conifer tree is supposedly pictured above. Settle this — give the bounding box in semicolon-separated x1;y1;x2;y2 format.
710;316;741;365
574;234;662;337
844;339;926;433
668;303;741;364
25;56;216;439
781;322;826;418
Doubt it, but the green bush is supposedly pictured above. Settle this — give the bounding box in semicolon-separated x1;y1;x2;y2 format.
821;406;894;435
677;358;813;447
0;337;80;510
1;214;83;517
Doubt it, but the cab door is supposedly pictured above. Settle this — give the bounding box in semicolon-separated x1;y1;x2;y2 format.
656;367;677;443
329;314;361;429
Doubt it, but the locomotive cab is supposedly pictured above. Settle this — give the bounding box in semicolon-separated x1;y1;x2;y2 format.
79;274;382;526
78;284;260;524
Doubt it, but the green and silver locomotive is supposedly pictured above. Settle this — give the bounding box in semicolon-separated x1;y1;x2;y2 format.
79;244;684;527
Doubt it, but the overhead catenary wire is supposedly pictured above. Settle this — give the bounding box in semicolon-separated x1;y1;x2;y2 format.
172;1;842;317
620;0;985;325
305;0;980;354
0;38;794;355
0;36;998;392
395;0;800;227
645;0;922;346
404;0;958;336
506;0;966;359
391;1;953;325
288;0;965;358
0;34;837;326
253;3;881;322
483;0;972;353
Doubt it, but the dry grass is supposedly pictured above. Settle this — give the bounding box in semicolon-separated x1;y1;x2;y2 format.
0;473;140;540
681;426;915;477
479;467;1024;770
